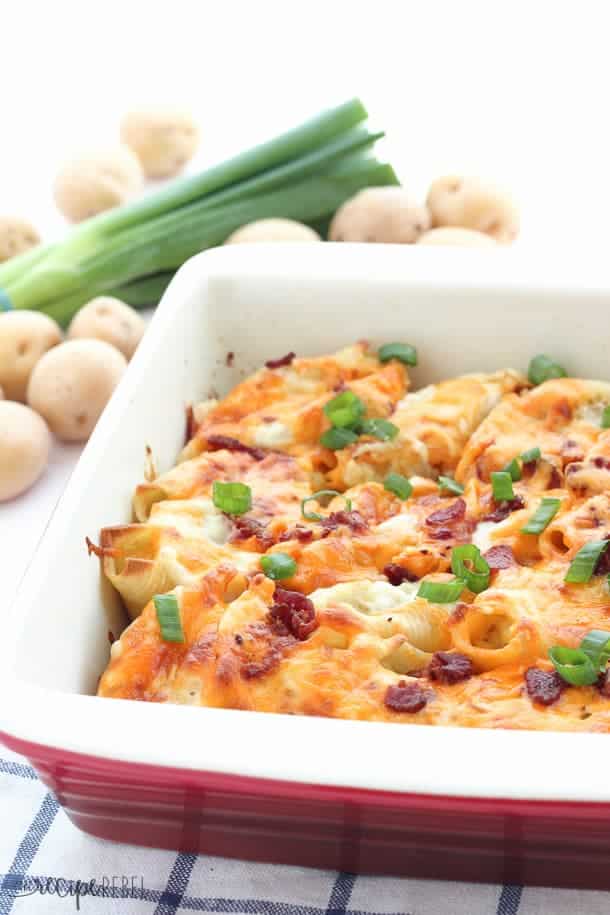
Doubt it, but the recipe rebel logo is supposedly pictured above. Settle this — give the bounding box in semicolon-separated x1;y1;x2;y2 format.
4;873;146;909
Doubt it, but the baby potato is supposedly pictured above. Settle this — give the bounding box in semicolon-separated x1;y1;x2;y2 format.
27;339;127;442
426;176;519;243
54;146;143;223
0;311;62;402
0;216;40;262
68;296;145;360
121;107;199;178
329;187;430;244
225;218;321;244
0;401;50;501
417;227;498;247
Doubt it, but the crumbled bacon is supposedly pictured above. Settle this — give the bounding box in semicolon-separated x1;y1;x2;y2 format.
269;588;318;640
597;669;610;697
384;680;431;713
229;516;274;549
319;510;369;537
425;498;466;526
482;496;525;523
428;652;473;684
593;456;610;470
383;563;418;585
279;525;314;544
265;352;296;370
484;544;516;570
206;434;266;461
525;667;564;705
226;351;235;367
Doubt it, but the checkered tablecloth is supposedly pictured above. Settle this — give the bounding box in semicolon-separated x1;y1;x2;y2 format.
1;747;608;914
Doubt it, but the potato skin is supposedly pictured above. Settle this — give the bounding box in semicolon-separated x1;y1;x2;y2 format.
426;176;519;243
329;187;430;244
0;401;50;501
417;227;498;247
53;146;143;223
121;108;199;178
68;296;145;360
27;339;127;442
0;311;62;402
0;217;40;262
225;218;321;244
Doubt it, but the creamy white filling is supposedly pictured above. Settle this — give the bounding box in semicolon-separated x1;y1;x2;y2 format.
376;513;419;537
202;511;233;545
312;579;419;614
471;520;498;553
254;420;293;448
576;400;608;426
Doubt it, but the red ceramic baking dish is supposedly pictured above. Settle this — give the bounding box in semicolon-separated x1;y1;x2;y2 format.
4;244;610;888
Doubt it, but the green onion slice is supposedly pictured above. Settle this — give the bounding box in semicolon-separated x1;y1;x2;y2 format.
438;475;464;496
260;553;297;580
491;471;514;502
384;472;413;500
417;578;465;603
520;447;541;465
602;406;610;429
521;497;561;535
580;629;610;671
358;418;399;441
528;354;567;386
301;490;352;522
378;342;418;367
153;593;185;643
503;457;522;482
548;645;598;686
320;427;359;450
323;390;365;429
450;544;491;594
565;540;609;584
212;480;252;515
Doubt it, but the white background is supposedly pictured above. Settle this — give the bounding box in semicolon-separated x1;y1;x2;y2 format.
2;0;610;601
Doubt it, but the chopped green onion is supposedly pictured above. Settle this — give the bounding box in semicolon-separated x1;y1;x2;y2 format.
520;447;541;465
528;354;567;386
564;540;609;584
491;471;514;502
548;645;598;686
320;427;359;450
580;629;610;672
301;490;352;521
378;342;418;367
383;472;413;500
438;475;464;496
323;390;365;428
417;578;465;603
602;406;610;428
450;545;490;594
521;497;561;535
358;418;399;441
260;553;297;580
153;594;185;643
212;481;252;515
503;457;522;482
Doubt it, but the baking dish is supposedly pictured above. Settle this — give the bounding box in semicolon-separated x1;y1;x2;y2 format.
3;243;610;888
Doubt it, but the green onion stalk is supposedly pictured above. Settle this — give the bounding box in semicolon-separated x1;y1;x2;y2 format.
0;99;398;326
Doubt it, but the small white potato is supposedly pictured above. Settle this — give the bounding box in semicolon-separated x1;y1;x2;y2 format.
121;107;199;178
0;311;62;402
54;146;144;223
225;218;321;244
27;339;127;442
417;227;498;247
0;217;40;262
68;296;145;360
0;401;50;501
329;187;430;244
426;176;519;243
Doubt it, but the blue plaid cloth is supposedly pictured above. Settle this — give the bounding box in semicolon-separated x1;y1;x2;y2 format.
0;745;607;914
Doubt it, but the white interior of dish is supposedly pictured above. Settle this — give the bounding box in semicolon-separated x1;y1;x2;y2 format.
4;243;610;801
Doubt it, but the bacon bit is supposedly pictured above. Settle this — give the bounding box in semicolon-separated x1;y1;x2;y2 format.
226;351;235;367
449;602;468;623
482;496;525;523
384;680;431;713
428;652;473;684
593;456;610;470
265;352;296;370
548;466;563;489
595;545;610;576
320;510;369;537
279;525;314;544
484;544;516;570
597;670;610;697
206;434;266;461
229;516;274;549
525;667;565;705
425;498;466;526
269;588;318;640
383;563;419;585
556;400;573;421
108;630;116;645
